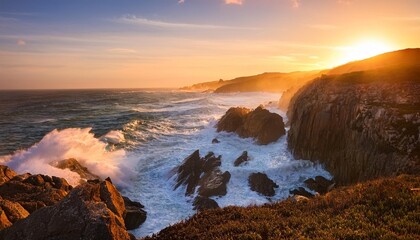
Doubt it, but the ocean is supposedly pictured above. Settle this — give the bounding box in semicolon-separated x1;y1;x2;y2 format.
0;89;330;237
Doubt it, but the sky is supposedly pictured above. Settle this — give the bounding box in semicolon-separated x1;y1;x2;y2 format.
0;0;419;89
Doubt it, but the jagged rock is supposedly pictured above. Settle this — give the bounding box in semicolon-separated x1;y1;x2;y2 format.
288;64;420;184
290;187;315;198
198;169;231;197
192;196;219;211
0;173;72;213
217;107;250;133
212;138;220;144
201;152;221;173
248;172;278;197
0;197;29;226
234;151;250;166
123;196;147;230
217;106;286;144
174;150;202;196
0;179;133;240
51;158;100;181
304;176;335;194
0;166;16;185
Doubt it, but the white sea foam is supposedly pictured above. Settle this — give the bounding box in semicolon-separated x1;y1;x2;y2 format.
101;130;126;144
0;128;134;187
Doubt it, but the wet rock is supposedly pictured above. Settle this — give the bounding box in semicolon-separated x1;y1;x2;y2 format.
174;150;203;196
0;173;72;213
123;196;147;230
193;196;219;211
201;152;221;173
212;138;220;144
234;151;250;166
304;176;335;194
288;63;420;184
248;172;278;197
289;187;315;198
0;166;16;185
0;179;133;240
217;106;286;144
198;170;231;197
51;158;100;181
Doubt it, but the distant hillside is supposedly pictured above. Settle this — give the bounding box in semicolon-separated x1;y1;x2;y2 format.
146;175;420;240
180;71;321;93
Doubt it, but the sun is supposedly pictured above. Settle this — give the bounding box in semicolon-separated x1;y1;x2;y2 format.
338;39;395;65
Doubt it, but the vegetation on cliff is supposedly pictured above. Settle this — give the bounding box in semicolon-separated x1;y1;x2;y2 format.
146;175;420;240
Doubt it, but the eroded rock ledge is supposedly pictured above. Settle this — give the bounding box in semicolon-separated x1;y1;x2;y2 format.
217;106;286;144
288;67;420;185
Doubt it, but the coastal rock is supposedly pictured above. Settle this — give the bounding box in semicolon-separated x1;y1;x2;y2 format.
289;187;315;198
198;169;231;197
304;176;335;194
0;197;29;230
51;158;100;181
212;138;220;144
173;150;203;196
123;196;147;230
192;196;219;211
248;172;278;197
288;65;420;185
234;151;250;166
0;166;16;185
0;179;133;240
0;173;72;213
217;106;286;144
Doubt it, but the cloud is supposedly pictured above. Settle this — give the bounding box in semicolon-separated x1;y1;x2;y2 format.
225;0;243;5
16;39;26;46
291;0;300;8
114;14;255;30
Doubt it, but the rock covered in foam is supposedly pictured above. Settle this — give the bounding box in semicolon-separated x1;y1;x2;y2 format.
0;178;135;240
217;106;286;144
51;158;100;181
248;172;278;197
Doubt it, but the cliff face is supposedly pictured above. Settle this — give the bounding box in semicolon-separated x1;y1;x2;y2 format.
287;67;420;185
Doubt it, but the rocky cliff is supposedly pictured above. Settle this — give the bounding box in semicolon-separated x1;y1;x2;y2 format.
288;66;420;185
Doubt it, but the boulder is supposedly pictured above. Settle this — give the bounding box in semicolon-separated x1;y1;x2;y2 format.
217;106;286;144
0;166;16;185
0;197;30;230
192;196;219;211
198;170;231;197
234;151;250;166
123;196;147;230
248;172;278;197
0;179;133;240
289;187;315;198
51;158;100;181
201;152;221;173
304;176;335;195
211;138;220;144
216;107;250;133
0;173;72;213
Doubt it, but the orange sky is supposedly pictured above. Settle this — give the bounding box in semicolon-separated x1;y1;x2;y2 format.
0;0;419;89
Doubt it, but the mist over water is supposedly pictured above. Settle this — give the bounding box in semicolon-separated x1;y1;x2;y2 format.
0;90;330;237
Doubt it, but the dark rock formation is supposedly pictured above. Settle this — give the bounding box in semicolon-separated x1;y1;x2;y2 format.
174;150;203;195
0;166;16;185
288;66;420;185
198;170;231;197
0;197;29;230
0;178;134;240
304;176;335;195
234;151;250;166
289;187;315;198
217;106;286;144
0;173;72;213
123;196;147;230
192;196;219;211
212;138;220;144
248;172;278;197
51;158;100;181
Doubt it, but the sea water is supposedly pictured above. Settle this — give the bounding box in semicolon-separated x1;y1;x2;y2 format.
0;89;330;237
